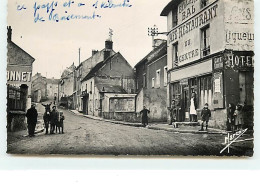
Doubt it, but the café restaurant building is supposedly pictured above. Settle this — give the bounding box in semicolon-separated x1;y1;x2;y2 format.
161;0;254;129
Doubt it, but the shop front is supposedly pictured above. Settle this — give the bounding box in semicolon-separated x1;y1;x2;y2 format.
169;58;213;122
169;50;254;129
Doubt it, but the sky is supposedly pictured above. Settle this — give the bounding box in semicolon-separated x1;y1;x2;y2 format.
8;0;170;79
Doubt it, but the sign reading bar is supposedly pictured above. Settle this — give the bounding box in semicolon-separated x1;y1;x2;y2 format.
168;3;218;44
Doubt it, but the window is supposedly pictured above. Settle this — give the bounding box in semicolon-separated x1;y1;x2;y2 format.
164;66;168;86
90;81;93;92
201;0;209;8
172;43;178;68
152;78;155;88
201;25;210;57
143;73;147;88
172;9;178;27
199;75;212;108
85;84;88;92
156;69;161;88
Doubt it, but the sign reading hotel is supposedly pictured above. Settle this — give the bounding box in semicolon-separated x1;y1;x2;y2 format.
168;0;219;65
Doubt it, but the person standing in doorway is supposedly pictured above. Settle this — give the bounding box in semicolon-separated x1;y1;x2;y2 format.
140;106;150;127
169;99;177;127
189;92;197;122
25;103;38;137
227;103;235;132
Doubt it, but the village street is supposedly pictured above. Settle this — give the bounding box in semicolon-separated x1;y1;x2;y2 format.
7;103;253;156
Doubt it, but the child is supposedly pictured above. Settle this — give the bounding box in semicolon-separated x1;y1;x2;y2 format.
199;103;211;131
234;104;244;131
56;111;65;134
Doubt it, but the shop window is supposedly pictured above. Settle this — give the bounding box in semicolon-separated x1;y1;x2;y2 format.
152;78;155;88
172;43;178;68
164;66;168;86
201;25;210;57
199;75;212;108
156;69;161;88
201;0;209;8
172;9;178;27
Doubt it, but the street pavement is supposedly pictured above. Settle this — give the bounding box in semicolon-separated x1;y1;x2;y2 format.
7;103;253;156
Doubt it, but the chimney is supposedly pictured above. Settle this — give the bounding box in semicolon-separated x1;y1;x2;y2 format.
105;40;113;50
7;26;12;41
104;50;110;61
153;39;166;48
92;50;98;56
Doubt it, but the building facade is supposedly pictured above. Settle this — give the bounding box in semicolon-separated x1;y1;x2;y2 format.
161;0;254;129
135;40;168;122
81;52;135;118
72;40;116;112
7;26;35;131
31;73;59;103
31;73;47;102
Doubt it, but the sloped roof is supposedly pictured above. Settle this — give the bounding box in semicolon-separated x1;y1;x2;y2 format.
96;83;127;93
46;78;59;84
7;41;35;65
160;0;181;16
81;52;119;82
134;41;167;68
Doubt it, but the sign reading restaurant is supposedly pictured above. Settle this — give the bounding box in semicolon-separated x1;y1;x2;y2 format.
168;2;218;44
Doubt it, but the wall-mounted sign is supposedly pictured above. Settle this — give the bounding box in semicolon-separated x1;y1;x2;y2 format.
225;52;254;70
7;71;32;82
168;3;218;44
213;72;224;109
213;56;224;70
180;78;188;86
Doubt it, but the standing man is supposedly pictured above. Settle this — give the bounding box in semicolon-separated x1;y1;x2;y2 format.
50;106;58;134
25;103;38;137
140;106;150;127
169;99;176;125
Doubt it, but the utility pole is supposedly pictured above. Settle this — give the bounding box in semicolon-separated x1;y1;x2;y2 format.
79;48;81;65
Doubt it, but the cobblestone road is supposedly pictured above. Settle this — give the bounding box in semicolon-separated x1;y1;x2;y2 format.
7;103;253;156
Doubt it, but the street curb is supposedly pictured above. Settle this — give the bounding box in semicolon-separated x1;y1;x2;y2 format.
68;110;227;135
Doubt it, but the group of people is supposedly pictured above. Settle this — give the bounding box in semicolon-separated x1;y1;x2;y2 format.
25;102;65;137
227;103;245;132
42;103;65;134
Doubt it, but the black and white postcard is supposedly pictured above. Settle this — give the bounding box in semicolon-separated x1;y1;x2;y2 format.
6;0;254;156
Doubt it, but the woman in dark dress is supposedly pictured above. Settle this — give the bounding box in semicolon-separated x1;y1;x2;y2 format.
140;106;150;127
227;103;235;132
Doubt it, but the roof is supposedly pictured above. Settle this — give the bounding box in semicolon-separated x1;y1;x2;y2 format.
160;0;182;16
134;41;167;68
7;40;35;65
81;52;119;82
46;78;59;84
96;83;127;93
